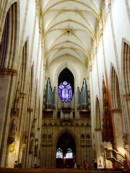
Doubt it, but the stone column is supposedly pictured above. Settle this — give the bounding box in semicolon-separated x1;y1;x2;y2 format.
0;69;17;166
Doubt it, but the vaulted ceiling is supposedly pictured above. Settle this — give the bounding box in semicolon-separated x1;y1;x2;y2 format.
41;0;102;67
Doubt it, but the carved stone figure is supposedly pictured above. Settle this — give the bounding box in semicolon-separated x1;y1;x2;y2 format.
23;131;28;144
10;118;17;136
8;118;17;144
29;137;34;154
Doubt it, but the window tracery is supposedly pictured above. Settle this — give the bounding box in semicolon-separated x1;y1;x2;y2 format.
58;81;72;102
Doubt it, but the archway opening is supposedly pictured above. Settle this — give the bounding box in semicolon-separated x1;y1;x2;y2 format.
56;132;76;168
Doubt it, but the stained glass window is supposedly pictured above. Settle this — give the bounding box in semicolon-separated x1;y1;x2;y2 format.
56;148;63;158
58;81;72;102
65;148;73;158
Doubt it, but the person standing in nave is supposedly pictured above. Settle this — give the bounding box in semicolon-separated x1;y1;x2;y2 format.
83;160;89;169
14;161;18;168
93;159;97;169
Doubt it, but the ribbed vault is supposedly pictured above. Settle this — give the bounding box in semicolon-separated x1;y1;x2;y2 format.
41;0;102;67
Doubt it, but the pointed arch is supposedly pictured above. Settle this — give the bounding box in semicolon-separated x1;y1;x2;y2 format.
56;132;76;155
110;65;121;109
122;40;130;135
55;129;77;147
20;40;28;93
58;68;74;94
0;2;19;70
55;130;76;168
122;41;130;95
110;65;124;151
95;96;101;131
102;79;114;142
10;40;28;135
102;79;108;106
56;62;76;83
0;2;19;167
10;40;28;116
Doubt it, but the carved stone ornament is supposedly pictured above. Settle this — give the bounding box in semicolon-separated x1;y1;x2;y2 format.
11;108;19;116
8;118;17;144
29;137;34;154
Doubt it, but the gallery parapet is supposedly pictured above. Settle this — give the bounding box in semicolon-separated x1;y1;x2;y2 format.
60;110;73;121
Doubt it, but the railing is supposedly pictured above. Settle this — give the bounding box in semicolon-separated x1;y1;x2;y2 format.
60;110;73;121
105;148;129;169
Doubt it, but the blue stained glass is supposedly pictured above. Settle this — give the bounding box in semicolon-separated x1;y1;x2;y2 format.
58;81;73;102
63;81;67;85
59;84;64;89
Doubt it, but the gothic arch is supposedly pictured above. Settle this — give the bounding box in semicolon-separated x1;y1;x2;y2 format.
10;39;28;117
58;65;75;87
102;79;108;106
56;63;76;85
55;130;76;168
121;40;130;146
122;41;130;120
110;65;121;109
57;67;75;109
12;40;28;104
122;41;130;95
56;132;76;153
0;1;19;167
102;79;114;142
55;129;77;146
19;40;28;92
0;1;19;70
19;58;33;167
58;68;74;93
54;129;77;168
95;96;101;130
7;40;28;165
110;64;124;151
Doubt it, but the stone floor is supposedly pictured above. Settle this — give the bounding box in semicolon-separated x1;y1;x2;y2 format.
0;168;128;173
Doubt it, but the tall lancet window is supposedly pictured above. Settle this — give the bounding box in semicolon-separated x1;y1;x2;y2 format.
58;68;74;102
58;81;72;102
